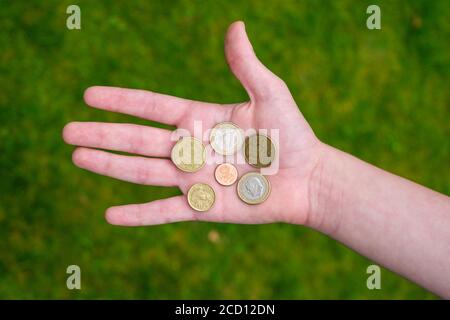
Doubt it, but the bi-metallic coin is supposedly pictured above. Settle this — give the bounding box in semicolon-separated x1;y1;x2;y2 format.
237;172;271;205
210;122;244;156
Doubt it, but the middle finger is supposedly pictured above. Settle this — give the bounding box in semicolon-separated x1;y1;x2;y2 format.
63;122;174;157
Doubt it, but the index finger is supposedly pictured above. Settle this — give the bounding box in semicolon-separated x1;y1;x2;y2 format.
83;86;225;126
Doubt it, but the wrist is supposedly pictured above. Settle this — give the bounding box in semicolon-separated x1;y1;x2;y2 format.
306;142;346;235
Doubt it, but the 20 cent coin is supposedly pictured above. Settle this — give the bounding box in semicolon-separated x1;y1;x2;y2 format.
244;133;275;168
171;136;206;172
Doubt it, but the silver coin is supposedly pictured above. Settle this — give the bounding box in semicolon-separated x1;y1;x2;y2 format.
237;172;271;205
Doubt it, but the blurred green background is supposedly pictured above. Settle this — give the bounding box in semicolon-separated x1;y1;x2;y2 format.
0;0;448;299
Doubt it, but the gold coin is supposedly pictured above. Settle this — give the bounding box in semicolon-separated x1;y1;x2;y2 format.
214;163;238;186
210;122;244;155
187;183;215;212
171;137;206;172
237;172;271;205
244;134;275;168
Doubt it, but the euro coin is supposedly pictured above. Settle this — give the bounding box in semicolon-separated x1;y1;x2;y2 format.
187;183;215;212
214;163;238;186
210;122;244;155
237;172;271;205
171;137;206;172
244;133;275;168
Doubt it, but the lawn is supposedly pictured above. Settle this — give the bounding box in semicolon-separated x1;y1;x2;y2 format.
0;0;448;299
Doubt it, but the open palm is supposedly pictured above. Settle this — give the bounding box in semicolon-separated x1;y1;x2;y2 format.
63;21;322;227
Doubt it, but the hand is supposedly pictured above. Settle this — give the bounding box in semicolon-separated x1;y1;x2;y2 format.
63;21;324;226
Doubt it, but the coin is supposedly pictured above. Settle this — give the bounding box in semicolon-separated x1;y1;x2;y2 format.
171;136;206;172
244;134;275;168
214;163;238;186
237;172;271;205
187;183;215;212
210;122;244;155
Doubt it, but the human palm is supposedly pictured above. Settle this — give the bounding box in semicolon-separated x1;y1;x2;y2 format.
63;21;322;226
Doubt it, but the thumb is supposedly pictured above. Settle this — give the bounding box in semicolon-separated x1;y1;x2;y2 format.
225;21;287;101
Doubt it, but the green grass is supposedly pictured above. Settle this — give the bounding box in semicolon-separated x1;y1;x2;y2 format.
0;0;448;299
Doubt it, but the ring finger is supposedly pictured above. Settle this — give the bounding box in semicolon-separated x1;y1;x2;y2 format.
72;147;180;186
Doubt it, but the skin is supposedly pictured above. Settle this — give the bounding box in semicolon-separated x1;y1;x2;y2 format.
63;21;450;298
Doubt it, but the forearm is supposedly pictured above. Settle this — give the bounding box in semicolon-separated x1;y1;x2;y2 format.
307;143;450;298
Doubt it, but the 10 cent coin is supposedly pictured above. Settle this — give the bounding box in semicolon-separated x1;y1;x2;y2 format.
187;183;216;212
